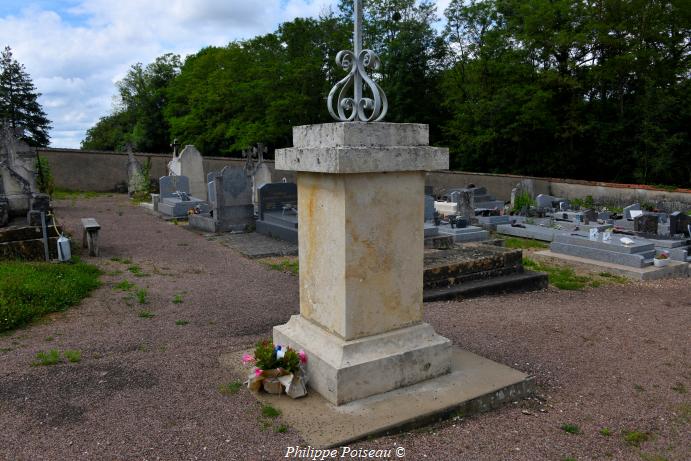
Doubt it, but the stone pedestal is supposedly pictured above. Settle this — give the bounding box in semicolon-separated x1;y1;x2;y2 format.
273;122;451;405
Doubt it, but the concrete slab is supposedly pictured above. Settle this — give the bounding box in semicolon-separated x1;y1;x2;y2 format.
213;231;298;258
533;250;689;280
220;348;534;448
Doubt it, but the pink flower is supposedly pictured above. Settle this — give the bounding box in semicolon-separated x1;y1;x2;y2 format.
254;368;263;377
298;350;307;364
242;354;255;364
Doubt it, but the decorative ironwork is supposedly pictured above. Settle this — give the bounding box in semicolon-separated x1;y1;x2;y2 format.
327;0;388;122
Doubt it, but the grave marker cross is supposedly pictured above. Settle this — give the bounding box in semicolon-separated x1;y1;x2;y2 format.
327;0;388;122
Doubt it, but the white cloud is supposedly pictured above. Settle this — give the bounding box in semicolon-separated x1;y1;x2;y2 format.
0;0;449;148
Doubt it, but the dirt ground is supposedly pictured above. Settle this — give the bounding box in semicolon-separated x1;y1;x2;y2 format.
1;195;689;461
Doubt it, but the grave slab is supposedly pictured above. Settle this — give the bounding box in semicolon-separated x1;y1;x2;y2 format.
533;250;689;280
220;348;534;448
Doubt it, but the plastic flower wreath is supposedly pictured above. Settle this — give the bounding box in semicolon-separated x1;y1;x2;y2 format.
242;340;308;394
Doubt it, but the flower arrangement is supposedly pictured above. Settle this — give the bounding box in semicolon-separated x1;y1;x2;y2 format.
655;252;669;260
243;340;308;398
653;251;670;267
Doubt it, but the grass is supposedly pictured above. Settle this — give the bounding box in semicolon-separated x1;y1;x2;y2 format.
599;427;612;436
52;189;109;200
114;280;136;291
138;310;154;318
31;349;61;366
671;382;687;394
0;260;101;332
136;288;148;304
265;258;299;276
172;294;184;304
175;320;189;326
261;404;281;418
127;265;149;277
110;257;132;265
64;350;81;363
218;381;243;396
523;258;628;290
560;423;580;434
503;237;548;250
276;424;288;433
623;430;649;446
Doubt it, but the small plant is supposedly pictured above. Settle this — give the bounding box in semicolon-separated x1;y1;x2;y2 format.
128;265;148;277
503;237;548;250
261;404;281;418
110;257;132;264
634;384;645;392
671;382;687;394
138;310;154;318
32;349;61;366
600;427;612;436
136;288;148;304
172;294;183;304
561;423;580;434
266;259;299;276
175;320;189;326
44;336;54;342
171;218;179;225
35;156;55;196
218;381;243;396
623;430;649;446
512;191;534;213
115;280;136;291
64;350;81;363
276;424;288;433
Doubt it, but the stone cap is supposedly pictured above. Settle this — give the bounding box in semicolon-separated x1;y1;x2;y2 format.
292;122;429;148
276;146;449;174
277;123;449;174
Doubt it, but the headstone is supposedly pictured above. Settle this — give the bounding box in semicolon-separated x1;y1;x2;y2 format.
159;175;190;198
190;166;254;232
535;194;555;210
168;145;206;200
583;209;598;224
634;214;659;235
559;201;570;211
255;182;298;243
252;163;273;212
457;190;474;221
624;203;641;220
258;183;297;220
669;211;690;237
424;195;435;222
0;123;37;216
126;148;148;198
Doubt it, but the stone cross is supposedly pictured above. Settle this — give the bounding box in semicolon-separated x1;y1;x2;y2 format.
170;138;180;157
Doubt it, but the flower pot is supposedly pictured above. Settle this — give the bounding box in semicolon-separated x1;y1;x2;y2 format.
262;377;283;394
653;258;669;267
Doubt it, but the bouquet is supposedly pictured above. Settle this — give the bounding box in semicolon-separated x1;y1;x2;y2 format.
242;340;308;398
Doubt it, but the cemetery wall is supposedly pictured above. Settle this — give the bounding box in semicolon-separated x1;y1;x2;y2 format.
38;148;691;208
38;148;296;192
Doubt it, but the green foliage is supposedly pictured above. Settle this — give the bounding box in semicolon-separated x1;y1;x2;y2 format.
623;430;649;447
218;381;242;396
0;46;51;146
560;423;580;434
523;258;591;290
64;350;81;363
512;191;535;212
175;320;188;326
503;237;548;250
35;156;54;196
114;280;135;291
172;294;183;304
252;340;301;374
0;260;101;332
571;196;595;210
135;289;148;304
266;259;299;275
261;404;281;418
138;310;154;318
31;349;61;366
599;427;612;436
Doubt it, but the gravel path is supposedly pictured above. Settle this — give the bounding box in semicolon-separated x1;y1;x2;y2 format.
1;195;689;461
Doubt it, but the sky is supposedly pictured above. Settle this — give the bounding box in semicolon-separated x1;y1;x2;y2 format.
0;0;452;148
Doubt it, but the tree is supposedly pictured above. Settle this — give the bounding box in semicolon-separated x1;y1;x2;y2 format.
0;46;51;147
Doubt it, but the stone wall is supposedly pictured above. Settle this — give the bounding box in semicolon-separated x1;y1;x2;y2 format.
38;148;691;209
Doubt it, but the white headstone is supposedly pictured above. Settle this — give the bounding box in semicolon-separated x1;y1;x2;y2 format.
168;145;206;200
252;162;273;213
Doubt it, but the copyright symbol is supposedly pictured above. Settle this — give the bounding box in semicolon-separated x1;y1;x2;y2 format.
396;446;405;457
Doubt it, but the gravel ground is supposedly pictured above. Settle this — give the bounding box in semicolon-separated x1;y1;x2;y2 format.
0;194;689;461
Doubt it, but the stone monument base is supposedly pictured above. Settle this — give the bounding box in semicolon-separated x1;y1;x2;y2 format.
274;315;452;405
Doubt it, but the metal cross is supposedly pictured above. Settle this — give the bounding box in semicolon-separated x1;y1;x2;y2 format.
327;0;387;122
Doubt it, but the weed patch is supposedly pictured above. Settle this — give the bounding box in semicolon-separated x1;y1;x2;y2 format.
138;310;154;318
560;423;580;434
503;237;548;250
127;265;149;277
219;381;242;396
261;404;281;418
265;259;299;276
31;349;61;366
175;320;189;326
64;350;81;363
172;294;183;304
623;430;649;446
136;289;148;304
114;280;136;291
0;260;101;332
599;427;612;436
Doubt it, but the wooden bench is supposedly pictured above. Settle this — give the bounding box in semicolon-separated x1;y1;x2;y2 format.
81;218;101;256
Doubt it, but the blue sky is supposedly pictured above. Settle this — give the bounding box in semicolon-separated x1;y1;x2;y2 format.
0;0;451;148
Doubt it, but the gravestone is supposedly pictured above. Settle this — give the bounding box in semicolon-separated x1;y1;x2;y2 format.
127;148;148;198
255;182;298;243
535;194;556;210
624;203;641;220
168;145;206;200
424;195;435;222
158;175;209;218
634;214;659;235
457;189;474;221
550;233;656;268
189;166;254;232
0;124;36;217
583;209;598;224
669;212;690;237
